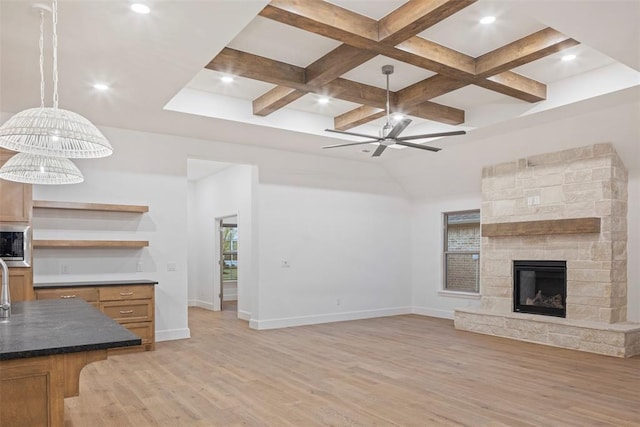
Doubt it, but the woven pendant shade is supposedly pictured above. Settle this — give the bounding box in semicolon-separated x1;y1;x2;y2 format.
0;107;112;159
0;152;84;185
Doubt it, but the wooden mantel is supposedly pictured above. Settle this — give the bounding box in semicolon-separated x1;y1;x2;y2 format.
481;217;601;237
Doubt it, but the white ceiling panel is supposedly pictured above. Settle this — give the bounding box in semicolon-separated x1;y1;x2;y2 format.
228;16;341;67
418;1;546;57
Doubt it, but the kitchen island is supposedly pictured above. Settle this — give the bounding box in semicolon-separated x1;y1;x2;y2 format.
0;299;141;426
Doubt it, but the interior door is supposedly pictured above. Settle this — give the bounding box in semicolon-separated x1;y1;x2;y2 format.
218;219;224;311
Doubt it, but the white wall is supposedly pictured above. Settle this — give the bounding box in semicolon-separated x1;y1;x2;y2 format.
253;184;412;329
411;193;483;319
20;92;640;339
26;122;404;340
33;129;191;342
187;164;255;320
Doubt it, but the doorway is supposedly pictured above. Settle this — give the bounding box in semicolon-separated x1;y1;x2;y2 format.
218;217;238;312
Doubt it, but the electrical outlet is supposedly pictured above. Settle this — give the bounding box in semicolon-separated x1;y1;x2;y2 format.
336;298;341;306
167;262;177;271
60;264;69;274
136;262;143;272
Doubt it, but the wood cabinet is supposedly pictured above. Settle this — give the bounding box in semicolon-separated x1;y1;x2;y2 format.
1;349;107;427
0;149;32;222
35;283;155;353
2;267;35;302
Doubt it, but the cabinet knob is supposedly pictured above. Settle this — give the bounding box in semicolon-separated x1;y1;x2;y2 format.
60;295;77;299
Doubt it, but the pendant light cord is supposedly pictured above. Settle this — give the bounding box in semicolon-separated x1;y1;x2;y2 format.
52;0;59;110
39;10;45;108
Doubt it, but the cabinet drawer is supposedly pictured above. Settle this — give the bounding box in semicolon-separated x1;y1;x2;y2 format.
101;300;152;323
99;285;153;301
121;321;153;344
35;287;99;302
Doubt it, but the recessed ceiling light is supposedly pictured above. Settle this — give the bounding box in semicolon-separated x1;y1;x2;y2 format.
220;76;234;83
318;97;330;104
130;3;150;14
480;16;496;25
93;83;109;91
561;54;577;62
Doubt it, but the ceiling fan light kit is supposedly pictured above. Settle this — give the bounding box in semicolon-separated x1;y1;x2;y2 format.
323;65;465;157
0;0;112;185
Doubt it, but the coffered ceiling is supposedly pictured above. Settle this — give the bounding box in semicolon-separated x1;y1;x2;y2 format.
1;0;638;162
167;0;638;158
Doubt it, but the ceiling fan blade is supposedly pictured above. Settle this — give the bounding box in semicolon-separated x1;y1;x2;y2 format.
385;118;412;139
322;140;379;149
372;144;387;157
396;130;466;141
395;141;441;152
325;128;380;140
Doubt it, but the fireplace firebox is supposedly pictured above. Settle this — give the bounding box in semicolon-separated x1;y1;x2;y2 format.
513;260;566;318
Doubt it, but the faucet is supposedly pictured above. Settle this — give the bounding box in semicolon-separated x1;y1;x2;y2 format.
0;258;10;321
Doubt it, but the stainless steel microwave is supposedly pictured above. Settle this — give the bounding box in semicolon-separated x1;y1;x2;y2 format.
0;224;31;267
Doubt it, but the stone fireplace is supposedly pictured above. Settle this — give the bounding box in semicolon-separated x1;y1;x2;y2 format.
454;143;640;357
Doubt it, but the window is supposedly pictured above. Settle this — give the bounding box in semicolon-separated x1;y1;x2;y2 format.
443;210;480;293
222;225;238;281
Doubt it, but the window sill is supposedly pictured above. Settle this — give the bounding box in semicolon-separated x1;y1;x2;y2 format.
438;290;481;300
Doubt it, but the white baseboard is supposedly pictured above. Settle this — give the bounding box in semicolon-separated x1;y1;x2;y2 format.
156;328;191;342
250;306;412;330
238;310;250;321
188;299;216;311
411;306;454;320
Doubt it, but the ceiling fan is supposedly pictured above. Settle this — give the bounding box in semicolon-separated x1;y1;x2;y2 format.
323;65;466;157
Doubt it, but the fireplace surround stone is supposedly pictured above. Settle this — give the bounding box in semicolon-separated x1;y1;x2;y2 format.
454;143;640;357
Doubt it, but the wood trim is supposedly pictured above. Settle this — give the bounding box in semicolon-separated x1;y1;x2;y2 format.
63;350;107;398
481;217;601;237
378;0;477;46
33;200;148;213
475;28;579;77
33;240;149;248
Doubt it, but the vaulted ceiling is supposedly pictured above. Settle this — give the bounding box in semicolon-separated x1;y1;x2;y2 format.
1;0;638;164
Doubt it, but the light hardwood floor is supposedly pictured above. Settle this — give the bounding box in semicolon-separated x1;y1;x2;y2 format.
65;308;640;426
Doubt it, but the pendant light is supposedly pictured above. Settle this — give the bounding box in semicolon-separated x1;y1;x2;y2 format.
0;152;83;185
0;0;113;159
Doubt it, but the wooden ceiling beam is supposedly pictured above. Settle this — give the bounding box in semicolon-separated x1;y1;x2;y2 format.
253;87;307;116
209;47;464;124
475;28;579;77
410;101;464;125
476;71;547;103
206;48;307;90
396;74;469;107
253;45;375;116
212;3;581;131
378;0;477;45
305;45;376;87
335;106;385;131
254;0;475;117
259;0;379;50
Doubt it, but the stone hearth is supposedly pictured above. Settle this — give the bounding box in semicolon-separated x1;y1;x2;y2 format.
454;144;640;357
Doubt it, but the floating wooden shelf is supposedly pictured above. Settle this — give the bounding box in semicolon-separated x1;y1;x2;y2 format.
33;200;149;213
482;217;601;237
34;240;149;249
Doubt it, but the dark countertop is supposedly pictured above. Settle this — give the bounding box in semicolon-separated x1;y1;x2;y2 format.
34;279;158;289
0;299;141;361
